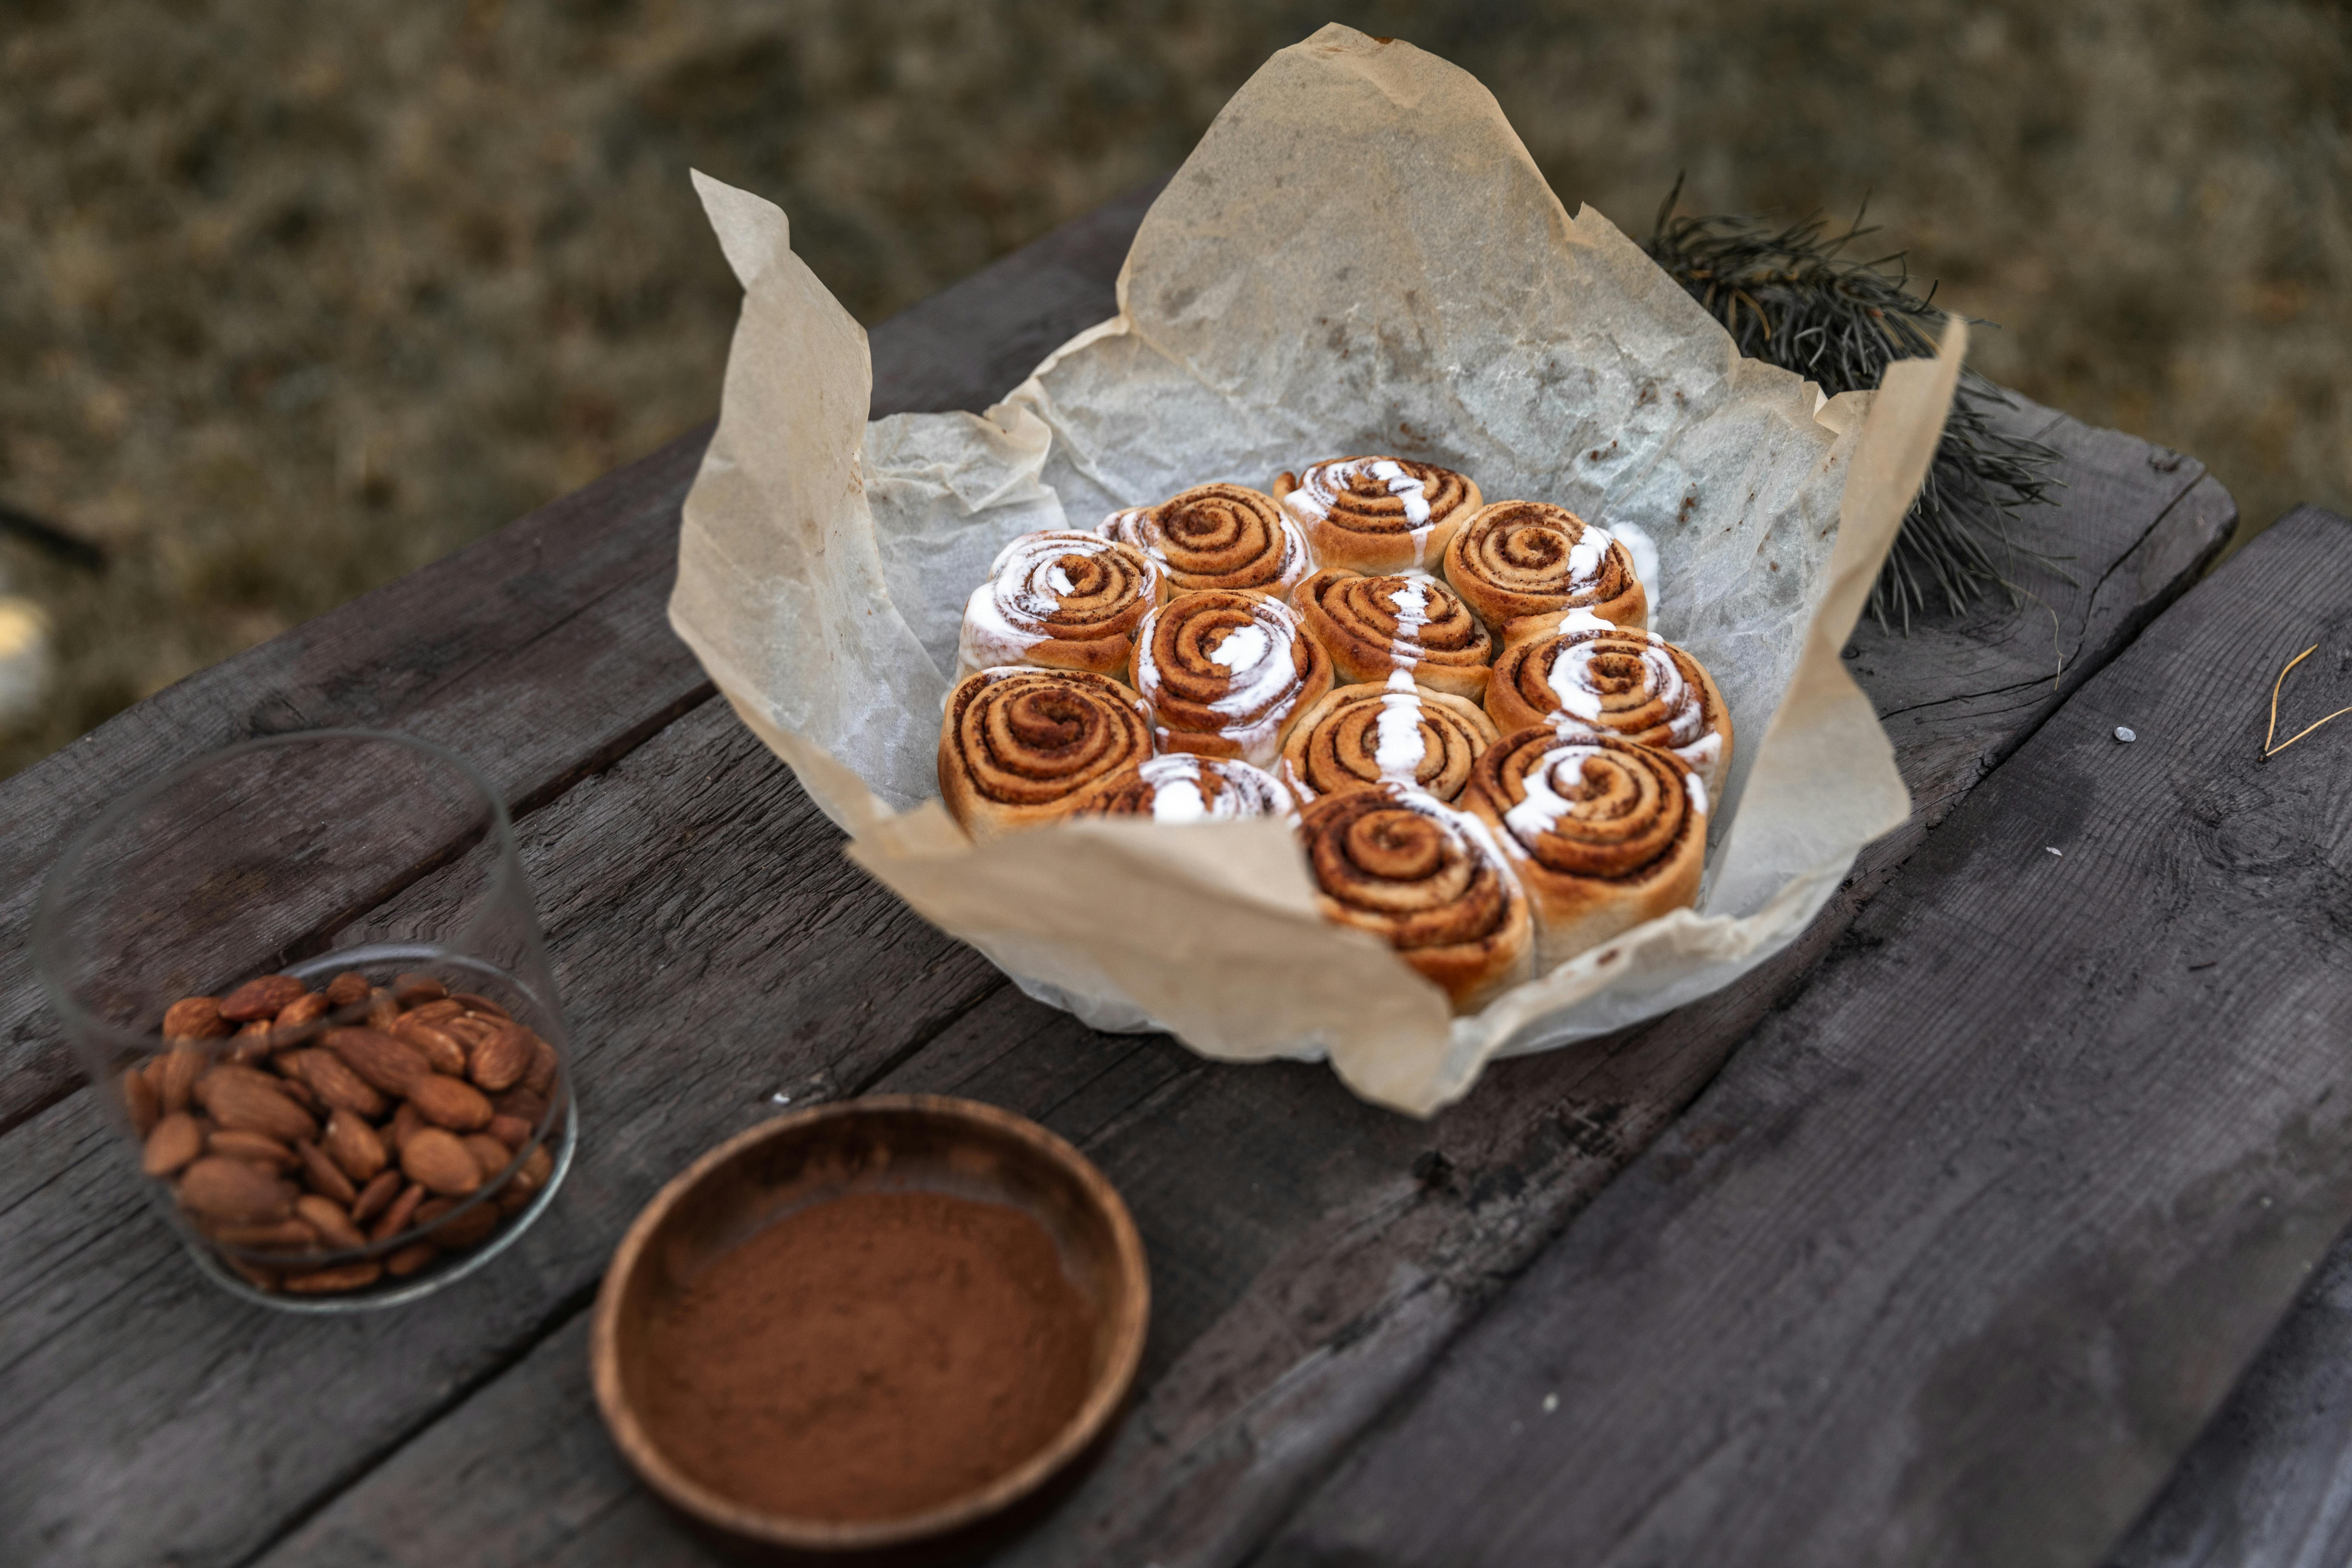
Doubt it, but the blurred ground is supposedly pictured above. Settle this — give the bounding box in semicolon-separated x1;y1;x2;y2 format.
0;0;2345;778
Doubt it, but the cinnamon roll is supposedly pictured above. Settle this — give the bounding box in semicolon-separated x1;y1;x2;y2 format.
1100;484;1313;596
1279;673;1498;805
1290;567;1493;699
1134;589;1333;768
1273;456;1481;574
957;531;1163;682
1074;754;1296;824
1463;730;1706;970
1297;782;1533;1012
938;667;1155;842
1484;613;1733;796
1442;500;1647;644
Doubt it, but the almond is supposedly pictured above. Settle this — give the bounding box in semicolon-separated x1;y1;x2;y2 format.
322;1110;390;1183
510;1143;554;1197
277;990;332;1028
408;1072;492;1132
295;1194;366;1251
163;996;231;1040
178;1156;294;1223
365;989;402;1030
486;1114;533;1151
350;1167;402;1225
324;1027;428;1095
390;1100;426;1152
158;1045;205;1114
276;1074;322;1114
230;1018;276;1065
289;1047;388;1119
208;1129;297;1170
393;1017;468;1077
491;1087;546;1124
450;992;511;1021
392;973;448;1004
296;1139;357;1204
369;1181;426;1242
404;998;465;1026
468;1024;533;1094
122;1067;161;1139
524;1035;559;1096
325;970;372;1006
219;974;307;1023
442;1015;497;1050
462;1132;514;1182
194;1065;318;1144
402;1128;482;1197
212;1218;318;1253
142;1112;206;1177
384;1241;437;1277
283;1261;383;1295
422;1198;498;1250
497;1183;537;1217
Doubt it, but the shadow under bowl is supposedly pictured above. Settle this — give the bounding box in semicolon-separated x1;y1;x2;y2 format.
590;1094;1150;1564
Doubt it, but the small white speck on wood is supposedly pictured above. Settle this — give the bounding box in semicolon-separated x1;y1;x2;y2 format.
2115;726;2137;742
2045;847;2063;858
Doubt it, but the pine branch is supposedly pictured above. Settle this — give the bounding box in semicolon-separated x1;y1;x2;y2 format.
1642;177;2063;631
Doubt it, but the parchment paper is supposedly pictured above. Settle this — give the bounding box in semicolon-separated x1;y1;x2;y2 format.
667;24;1963;1115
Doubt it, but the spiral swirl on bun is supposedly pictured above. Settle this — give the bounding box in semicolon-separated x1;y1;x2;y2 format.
1134;589;1332;768
1464;729;1707;969
938;667;1154;841
1485;613;1733;796
1274;456;1481;573
957;531;1162;681
1280;674;1498;805
1101;484;1312;596
1297;783;1532;1012
1443;500;1646;644
1290;568;1493;699
1074;754;1296;824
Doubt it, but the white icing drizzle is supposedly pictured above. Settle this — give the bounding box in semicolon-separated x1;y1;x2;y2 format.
1374;672;1429;779
1386;575;1432;668
1545;622;1694;737
1564;520;1614;586
1685;770;1709;817
1208;623;1269;677
959;531;1147;672
1284;457;1442;564
1503;742;1604;843
1130;753;1291;823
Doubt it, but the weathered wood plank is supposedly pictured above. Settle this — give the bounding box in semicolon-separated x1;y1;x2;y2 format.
0;177;1154;1139
0;701;1007;1567
1261;506;2352;1568
228;418;2234;1568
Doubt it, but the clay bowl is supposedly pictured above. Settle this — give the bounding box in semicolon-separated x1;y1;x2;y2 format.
592;1094;1149;1564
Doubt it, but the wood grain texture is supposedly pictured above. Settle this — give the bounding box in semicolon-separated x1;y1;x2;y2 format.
0;177;1150;1139
1261;505;2352;1568
226;416;2232;1568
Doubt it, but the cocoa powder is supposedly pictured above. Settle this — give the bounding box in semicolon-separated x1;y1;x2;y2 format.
639;1188;1099;1523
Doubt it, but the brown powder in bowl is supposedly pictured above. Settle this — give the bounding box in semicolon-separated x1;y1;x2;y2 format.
636;1188;1100;1524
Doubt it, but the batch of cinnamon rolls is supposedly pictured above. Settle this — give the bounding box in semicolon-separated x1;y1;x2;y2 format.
938;456;1732;1013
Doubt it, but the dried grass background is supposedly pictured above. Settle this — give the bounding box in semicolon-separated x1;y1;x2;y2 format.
1;0;2345;779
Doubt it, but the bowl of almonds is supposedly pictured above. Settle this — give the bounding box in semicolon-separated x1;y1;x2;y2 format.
122;964;573;1304
35;730;577;1309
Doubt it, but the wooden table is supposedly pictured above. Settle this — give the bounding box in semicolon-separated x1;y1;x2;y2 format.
6;183;2351;1568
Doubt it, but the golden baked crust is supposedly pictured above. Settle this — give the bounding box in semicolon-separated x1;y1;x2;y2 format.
1484;618;1732;796
1101;484;1312;596
1289;567;1493;699
1133;588;1333;768
1463;729;1706;971
1273;456;1480;574
1278;679;1498;805
1443;500;1646;644
938;667;1154;841
1296;782;1532;1013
